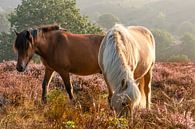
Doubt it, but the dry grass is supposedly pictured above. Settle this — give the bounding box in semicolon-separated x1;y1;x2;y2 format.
0;61;194;129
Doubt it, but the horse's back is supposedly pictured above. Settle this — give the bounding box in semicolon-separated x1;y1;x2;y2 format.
128;26;155;50
127;26;155;79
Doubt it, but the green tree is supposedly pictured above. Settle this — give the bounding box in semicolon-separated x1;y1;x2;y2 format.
97;13;120;29
9;0;102;34
180;33;195;60
0;0;103;62
0;13;10;33
0;32;15;61
152;29;174;60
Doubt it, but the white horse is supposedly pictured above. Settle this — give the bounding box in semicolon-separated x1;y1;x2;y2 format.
98;24;155;117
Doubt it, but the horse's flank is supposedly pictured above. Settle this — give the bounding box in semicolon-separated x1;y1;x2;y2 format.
35;30;103;75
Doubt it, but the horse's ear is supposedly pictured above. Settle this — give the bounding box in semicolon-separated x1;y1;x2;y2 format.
25;31;30;38
25;30;33;41
25;30;34;45
14;30;19;36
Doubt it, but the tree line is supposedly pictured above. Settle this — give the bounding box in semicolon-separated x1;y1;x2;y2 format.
0;0;195;62
0;0;102;62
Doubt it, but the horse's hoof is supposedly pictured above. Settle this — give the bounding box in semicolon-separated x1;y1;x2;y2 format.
70;99;77;105
42;98;47;104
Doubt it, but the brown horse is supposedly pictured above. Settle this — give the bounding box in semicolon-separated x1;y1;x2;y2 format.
98;24;155;117
13;25;104;103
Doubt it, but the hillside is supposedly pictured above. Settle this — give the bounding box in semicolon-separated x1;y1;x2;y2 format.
126;0;195;27
0;61;194;128
75;0;195;31
1;0;194;27
77;0;160;22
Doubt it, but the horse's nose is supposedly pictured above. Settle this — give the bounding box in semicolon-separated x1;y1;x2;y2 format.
16;65;25;72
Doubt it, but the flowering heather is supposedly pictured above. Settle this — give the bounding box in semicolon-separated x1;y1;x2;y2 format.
0;61;194;129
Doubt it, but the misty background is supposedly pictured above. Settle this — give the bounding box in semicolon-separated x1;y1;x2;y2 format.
0;0;195;61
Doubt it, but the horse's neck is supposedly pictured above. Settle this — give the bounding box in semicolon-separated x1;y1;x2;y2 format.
35;34;49;59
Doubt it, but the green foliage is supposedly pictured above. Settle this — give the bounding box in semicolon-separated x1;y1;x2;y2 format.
108;117;128;128
65;121;76;128
0;13;10;33
152;29;174;60
81;0;195;34
181;33;195;45
152;29;173;48
167;54;190;62
97;13;120;29
9;0;102;34
44;89;66;121
180;33;195;60
0;0;103;62
0;32;16;62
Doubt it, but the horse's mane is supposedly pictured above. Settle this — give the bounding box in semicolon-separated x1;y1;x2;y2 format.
102;24;140;103
103;24;136;86
14;24;66;51
38;24;61;33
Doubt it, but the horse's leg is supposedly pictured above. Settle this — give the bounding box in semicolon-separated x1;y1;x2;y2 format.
42;67;54;103
144;68;152;109
138;77;146;108
59;72;74;100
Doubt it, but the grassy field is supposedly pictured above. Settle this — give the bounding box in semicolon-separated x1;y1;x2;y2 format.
0;61;194;129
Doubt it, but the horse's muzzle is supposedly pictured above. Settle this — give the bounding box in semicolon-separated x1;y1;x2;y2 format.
16;65;25;72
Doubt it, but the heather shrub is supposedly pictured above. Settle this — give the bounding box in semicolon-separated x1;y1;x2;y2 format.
0;61;194;128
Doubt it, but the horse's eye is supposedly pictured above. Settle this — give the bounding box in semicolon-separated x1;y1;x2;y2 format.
122;102;126;106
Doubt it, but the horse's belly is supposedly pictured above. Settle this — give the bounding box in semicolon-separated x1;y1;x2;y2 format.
69;65;101;75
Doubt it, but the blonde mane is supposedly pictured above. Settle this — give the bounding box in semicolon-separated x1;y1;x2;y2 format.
99;24;155;116
100;24;141;104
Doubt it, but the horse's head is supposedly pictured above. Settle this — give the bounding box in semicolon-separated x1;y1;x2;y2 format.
110;79;133;117
14;30;36;72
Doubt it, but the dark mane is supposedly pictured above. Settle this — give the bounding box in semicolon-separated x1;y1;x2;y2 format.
37;24;68;33
14;24;68;51
38;24;60;33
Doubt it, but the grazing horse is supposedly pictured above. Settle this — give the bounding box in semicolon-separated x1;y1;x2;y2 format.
98;24;155;117
13;25;104;103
